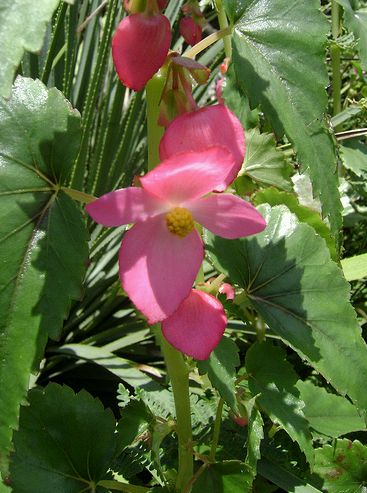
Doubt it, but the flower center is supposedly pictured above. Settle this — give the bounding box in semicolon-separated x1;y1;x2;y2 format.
165;207;194;237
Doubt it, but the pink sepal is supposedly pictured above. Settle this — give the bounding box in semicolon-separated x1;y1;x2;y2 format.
162;289;227;360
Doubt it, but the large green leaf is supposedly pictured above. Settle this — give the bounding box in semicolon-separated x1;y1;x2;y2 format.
232;0;342;233
0;0;74;99
0;77;88;473
198;337;240;411
341;253;367;281
297;380;366;438
11;384;117;493
192;461;253;493
314;439;367;493
246;342;313;465
336;0;367;70
205;205;367;416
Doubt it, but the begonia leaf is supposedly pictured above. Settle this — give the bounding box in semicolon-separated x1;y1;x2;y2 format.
206;205;367;417
314;439;367;493
192;461;253;493
297;380;366;438
246;342;314;466
0;0;74;99
231;0;342;234
0;77;87;474
198;337;240;411
10;384;117;493
336;0;367;70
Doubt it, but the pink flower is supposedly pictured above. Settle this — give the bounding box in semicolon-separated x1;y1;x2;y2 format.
162;289;227;359
159;105;245;188
112;12;171;91
179;16;202;46
86;148;266;324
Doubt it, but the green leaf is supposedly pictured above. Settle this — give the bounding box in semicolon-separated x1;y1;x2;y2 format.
192;461;253;493
341;140;367;177
0;0;73;99
205;204;367;416
245;398;264;477
297;380;366;438
341;253;367;281
241;129;293;191
246;342;313;466
54;344;153;388
11;383;117;493
198;337;240;411
254;188;337;260
314;439;367;493
222;0;247;24
0;77;87;474
116;400;150;454
232;0;342;233
336;0;367;70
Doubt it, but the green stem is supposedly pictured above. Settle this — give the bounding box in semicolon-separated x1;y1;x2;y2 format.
184;26;232;59
160;335;194;492
146;72;166;170
214;0;232;59
331;0;341;124
209;398;224;462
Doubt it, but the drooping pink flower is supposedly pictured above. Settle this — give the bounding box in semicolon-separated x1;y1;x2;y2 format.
162;289;227;359
159;105;245;188
86;148;266;324
112;12;171;91
179;16;202;45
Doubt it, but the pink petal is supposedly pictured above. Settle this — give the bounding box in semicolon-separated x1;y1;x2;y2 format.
188;194;267;239
219;283;235;300
119;215;204;323
159;105;245;189
179;17;202;46
112;13;171;91
162;289;227;360
86;187;163;227
140;147;237;203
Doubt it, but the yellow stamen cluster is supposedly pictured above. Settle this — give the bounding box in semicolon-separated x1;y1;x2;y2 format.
165;207;194;237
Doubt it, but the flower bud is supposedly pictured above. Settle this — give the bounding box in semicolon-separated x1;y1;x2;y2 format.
179;16;202;46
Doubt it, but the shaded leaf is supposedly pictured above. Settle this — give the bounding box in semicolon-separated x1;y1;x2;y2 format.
336;0;367;70
246;342;313;465
232;0;342;233
0;77;87;474
297;380;366;438
192;461;253;493
198;337;240;411
314;439;367;493
11;383;117;493
206;205;367;416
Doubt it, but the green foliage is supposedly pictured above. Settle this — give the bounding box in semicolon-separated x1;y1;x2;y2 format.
341;253;367;281
254;188;337;260
241;129;293;191
297;380;366;438
231;0;342;234
198;337;240;411
11;383;117;493
192;461;253;493
206;204;367;415
336;0;367;70
0;77;88;474
246;342;313;465
314;439;367;493
341;140;367;177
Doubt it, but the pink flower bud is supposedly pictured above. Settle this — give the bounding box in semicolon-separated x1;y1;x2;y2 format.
232;415;248;427
216;77;224;104
179;16;202;46
219;282;235;300
112;13;171;91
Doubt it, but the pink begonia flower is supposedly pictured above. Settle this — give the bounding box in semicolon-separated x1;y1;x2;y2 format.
86;147;266;324
162;289;226;359
112;12;171;91
179;16;202;46
159;105;245;189
219;282;235;300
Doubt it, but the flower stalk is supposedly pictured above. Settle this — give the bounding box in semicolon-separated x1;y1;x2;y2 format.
331;0;341;125
214;0;232;60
